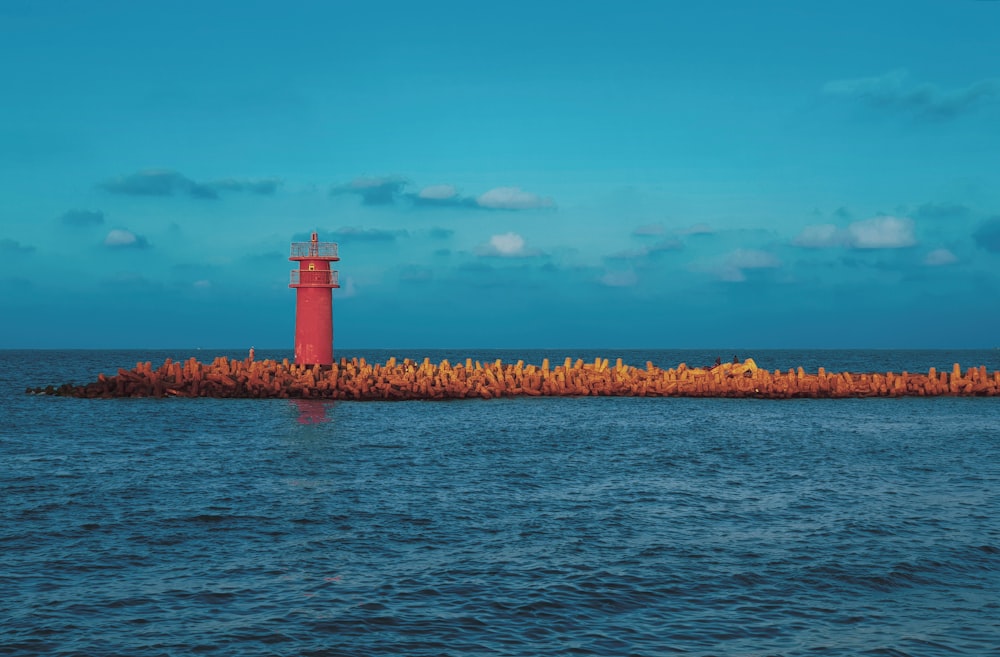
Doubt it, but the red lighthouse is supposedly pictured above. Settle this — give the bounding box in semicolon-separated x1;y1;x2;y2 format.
289;232;340;365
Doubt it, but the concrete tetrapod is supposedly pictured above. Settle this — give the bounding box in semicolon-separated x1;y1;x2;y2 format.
27;357;1000;399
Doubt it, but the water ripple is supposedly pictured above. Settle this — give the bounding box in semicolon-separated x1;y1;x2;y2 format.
2;350;1000;655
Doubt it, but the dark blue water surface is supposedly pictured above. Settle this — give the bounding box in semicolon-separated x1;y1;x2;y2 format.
2;349;999;656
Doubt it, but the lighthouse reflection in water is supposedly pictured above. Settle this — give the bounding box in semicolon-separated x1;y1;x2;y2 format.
291;399;334;424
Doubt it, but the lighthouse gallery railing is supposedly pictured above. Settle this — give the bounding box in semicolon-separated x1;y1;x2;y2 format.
290;242;338;258
289;270;339;286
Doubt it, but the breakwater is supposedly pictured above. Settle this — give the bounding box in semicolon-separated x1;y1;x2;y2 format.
27;355;1000;399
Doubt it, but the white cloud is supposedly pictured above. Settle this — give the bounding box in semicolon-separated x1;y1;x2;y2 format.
476;187;553;210
418;184;457;200
490;232;525;255
339;275;358;298
923;248;958;266
600;269;638;287
103;228;147;248
476;232;544;258
793;223;845;248
848;216;916;249
706;249;781;283
715;266;746;283
794;217;917;250
727;248;781;269
330;176;555;211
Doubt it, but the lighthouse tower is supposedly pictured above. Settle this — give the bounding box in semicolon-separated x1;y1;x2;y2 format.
289;232;340;365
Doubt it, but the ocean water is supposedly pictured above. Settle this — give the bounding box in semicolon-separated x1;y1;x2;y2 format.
2;349;999;657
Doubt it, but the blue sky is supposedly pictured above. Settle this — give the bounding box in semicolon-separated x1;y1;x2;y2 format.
2;0;999;349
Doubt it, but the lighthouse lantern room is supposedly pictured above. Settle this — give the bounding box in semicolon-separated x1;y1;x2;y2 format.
289;232;340;365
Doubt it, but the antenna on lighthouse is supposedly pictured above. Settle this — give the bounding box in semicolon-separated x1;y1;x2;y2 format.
289;232;340;365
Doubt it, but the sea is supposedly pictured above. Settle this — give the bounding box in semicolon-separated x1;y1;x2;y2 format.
2;349;999;657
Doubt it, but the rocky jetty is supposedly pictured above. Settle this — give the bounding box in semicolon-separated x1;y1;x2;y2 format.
27;356;1000;399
